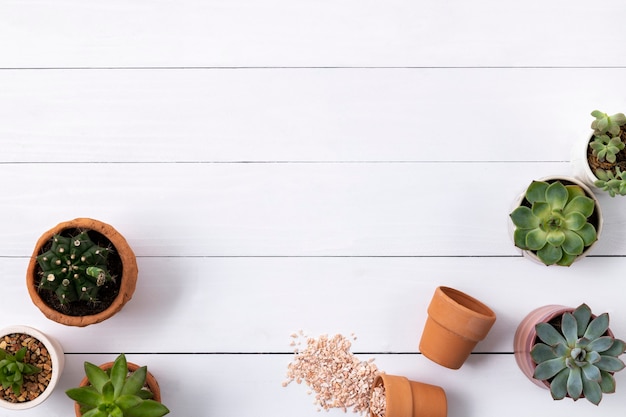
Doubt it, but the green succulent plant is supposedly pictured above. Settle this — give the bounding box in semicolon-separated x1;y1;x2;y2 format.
588;110;626;197
531;304;626;405
510;180;597;266
66;353;170;417
590;134;625;164
0;347;41;396
591;110;626;136
595;167;626;197
36;231;114;305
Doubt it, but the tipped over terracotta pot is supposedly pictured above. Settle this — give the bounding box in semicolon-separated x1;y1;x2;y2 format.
369;374;446;417
419;286;496;369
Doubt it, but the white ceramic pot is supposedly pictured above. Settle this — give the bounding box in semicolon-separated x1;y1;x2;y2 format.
571;132;600;189
509;176;603;266
0;325;64;410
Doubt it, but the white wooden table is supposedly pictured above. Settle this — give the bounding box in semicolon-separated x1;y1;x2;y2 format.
2;1;626;415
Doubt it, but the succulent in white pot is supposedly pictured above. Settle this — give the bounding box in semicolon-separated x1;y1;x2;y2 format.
572;110;626;196
0;325;64;410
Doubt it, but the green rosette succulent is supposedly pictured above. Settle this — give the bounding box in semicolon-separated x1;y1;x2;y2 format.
66;353;170;417
510;181;597;266
531;304;626;405
0;347;41;396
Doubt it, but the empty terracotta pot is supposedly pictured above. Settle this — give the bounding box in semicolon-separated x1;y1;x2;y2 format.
419;286;496;369
370;374;446;417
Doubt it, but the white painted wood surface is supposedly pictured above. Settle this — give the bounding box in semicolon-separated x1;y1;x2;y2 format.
2;1;626;415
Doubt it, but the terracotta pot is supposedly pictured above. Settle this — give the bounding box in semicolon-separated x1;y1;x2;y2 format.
26;218;138;327
509;176;603;266
419;286;496;369
74;361;162;417
370;374;446;417
0;325;64;410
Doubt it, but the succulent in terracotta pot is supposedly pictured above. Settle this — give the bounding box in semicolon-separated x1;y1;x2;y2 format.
572;110;626;196
514;304;626;405
369;373;446;417
509;178;601;266
67;353;169;417
0;325;65;410
27;218;138;327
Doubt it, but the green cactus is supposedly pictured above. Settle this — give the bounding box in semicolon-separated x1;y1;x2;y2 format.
590;110;626;136
36;231;114;305
589;134;625;164
0;347;41;396
66;353;170;417
510;180;597;266
531;304;626;405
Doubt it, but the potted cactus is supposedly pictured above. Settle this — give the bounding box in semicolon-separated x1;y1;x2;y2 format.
572;110;626;196
67;353;169;417
514;304;626;405
509;177;601;266
26;218;138;327
0;325;64;410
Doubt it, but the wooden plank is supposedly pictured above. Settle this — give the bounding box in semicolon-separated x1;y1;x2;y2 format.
4;256;626;353
3;161;612;257
28;353;626;416
1;68;624;162
1;0;626;68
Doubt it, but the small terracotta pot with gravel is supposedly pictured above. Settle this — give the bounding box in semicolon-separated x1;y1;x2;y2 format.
26;218;138;327
369;374;447;417
0;325;64;410
419;286;496;369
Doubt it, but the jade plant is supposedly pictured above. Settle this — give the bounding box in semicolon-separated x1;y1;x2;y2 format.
588;110;626;196
66;353;170;417
36;231;114;305
0;347;41;396
510;180;598;266
531;304;626;405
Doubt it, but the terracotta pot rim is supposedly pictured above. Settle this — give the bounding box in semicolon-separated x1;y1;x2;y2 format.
74;360;162;417
0;325;65;410
26;218;138;327
435;286;496;320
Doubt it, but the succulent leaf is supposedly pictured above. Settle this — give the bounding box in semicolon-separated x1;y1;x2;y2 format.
600;371;616;393
567;366;583;400
561;313;578;346
510;206;540;229
561;231;584;256
585;314;610;340
536;322;567;346
534;357;566;380
587;336;614;353
550;368;569;400
582;376;602;405
538;244;562;265
530;343;557;363
526;181;549;203
596;356;626;372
